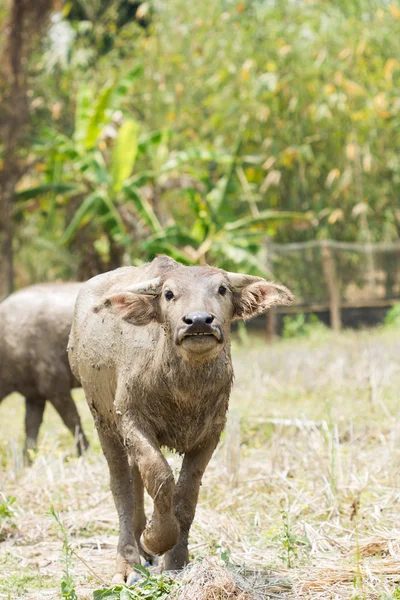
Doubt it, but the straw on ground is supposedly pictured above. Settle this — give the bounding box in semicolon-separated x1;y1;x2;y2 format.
1;327;400;599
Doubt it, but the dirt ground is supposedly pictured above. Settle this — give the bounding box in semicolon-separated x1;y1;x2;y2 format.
1;328;400;599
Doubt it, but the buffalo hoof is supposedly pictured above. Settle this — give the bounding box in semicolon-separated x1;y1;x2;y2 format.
163;547;189;572
76;433;90;456
138;540;156;565
143;554;159;567
113;543;141;584
111;572;125;585
140;516;180;556
163;538;189;572
112;567;141;586
126;570;142;586
113;560;153;587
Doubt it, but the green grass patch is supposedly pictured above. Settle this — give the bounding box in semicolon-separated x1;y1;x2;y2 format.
93;567;177;599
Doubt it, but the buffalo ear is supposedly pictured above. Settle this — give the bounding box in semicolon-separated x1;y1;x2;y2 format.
231;278;294;321
94;292;160;326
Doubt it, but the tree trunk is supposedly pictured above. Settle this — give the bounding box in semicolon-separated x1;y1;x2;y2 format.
0;0;52;299
0;178;15;300
321;241;341;331
0;0;25;299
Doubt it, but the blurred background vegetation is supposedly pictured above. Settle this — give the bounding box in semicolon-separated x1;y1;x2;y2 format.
1;0;400;296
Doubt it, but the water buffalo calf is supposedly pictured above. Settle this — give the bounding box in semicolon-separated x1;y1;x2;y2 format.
0;284;89;457
68;255;293;583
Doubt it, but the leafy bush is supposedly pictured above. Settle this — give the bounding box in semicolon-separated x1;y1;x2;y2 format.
282;313;328;339
384;304;400;328
10;0;400;286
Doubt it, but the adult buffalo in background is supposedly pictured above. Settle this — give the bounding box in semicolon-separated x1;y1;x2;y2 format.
0;284;89;458
68;255;293;583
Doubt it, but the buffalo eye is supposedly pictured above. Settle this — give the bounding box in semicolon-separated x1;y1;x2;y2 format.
218;285;227;296
164;290;174;301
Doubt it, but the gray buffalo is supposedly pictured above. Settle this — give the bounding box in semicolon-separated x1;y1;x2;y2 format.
68;255;293;583
0;284;89;457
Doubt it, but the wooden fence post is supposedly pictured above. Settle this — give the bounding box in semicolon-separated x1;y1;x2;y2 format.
266;308;277;341
321;241;342;331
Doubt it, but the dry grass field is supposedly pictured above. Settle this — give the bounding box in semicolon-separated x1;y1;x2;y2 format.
1;326;400;599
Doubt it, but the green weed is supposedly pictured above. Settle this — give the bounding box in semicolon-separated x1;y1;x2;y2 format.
273;508;309;568
0;494;17;541
0;553;56;598
49;506;78;600
93;566;177;599
0;570;56;597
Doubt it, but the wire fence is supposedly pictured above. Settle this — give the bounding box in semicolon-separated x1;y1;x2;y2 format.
267;239;400;331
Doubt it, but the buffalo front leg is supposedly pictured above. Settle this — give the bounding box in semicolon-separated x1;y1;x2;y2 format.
121;418;180;556
163;436;220;571
50;394;89;455
24;395;46;462
97;428;141;583
130;461;154;563
131;462;146;548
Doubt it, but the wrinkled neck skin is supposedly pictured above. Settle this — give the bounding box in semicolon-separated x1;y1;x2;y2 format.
118;321;234;454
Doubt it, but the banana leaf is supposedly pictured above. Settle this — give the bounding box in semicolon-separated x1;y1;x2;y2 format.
111;119;140;192
161;149;233;173
224;211;313;232
16;184;79;201
208;119;244;215
140;240;195;265
210;239;269;276
142;225;199;248
115;64;144;96
74;85;92;145
123;185;162;234
138;131;164;153
85;82;115;149
59;191;105;245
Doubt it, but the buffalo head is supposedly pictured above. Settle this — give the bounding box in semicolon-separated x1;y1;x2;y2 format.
95;259;293;361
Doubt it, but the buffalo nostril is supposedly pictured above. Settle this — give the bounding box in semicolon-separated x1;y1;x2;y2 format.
183;312;214;326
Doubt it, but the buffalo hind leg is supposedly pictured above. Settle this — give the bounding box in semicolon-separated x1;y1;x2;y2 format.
163;436;220;571
24;395;46;463
98;428;141;583
50;394;89;455
120;416;180;557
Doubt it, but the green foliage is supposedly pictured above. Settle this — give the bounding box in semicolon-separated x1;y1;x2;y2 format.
272;509;309;569
384;304;400;328
162;0;399;241
9;0;400;284
0;551;57;598
18;65;306;277
381;588;400;600
93;567;177;599
0;495;17;541
0;495;15;520
282;314;328;339
111;119;140;192
49;506;78;600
